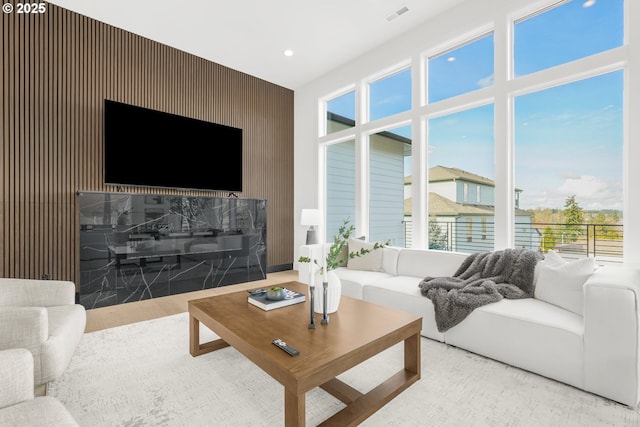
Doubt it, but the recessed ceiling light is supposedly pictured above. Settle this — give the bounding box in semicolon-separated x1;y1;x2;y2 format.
283;49;294;57
583;0;596;7
447;57;456;62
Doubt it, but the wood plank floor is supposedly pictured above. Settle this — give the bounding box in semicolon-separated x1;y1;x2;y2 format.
85;270;299;332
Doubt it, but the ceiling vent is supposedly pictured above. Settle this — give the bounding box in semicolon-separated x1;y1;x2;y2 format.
385;6;409;22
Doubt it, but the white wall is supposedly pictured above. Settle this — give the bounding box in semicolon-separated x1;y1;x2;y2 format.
294;0;640;266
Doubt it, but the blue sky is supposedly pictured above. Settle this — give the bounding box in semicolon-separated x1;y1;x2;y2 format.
328;0;624;211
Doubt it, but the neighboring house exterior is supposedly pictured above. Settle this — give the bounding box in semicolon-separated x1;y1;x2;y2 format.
325;113;410;247
325;113;538;253
405;166;539;253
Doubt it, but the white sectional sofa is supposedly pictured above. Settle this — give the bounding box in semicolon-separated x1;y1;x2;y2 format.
298;244;640;408
0;279;86;392
0;348;78;427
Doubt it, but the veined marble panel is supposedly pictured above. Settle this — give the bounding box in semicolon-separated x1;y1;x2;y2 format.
78;192;267;309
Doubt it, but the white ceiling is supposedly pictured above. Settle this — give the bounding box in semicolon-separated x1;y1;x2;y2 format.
47;0;465;90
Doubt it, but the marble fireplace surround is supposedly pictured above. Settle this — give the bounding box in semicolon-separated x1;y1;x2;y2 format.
78;191;267;309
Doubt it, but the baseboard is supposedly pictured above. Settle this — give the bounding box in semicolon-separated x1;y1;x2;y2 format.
267;263;293;273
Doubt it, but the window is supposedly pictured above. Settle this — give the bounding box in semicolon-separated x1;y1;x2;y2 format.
428;32;494;103
515;71;623;258
325;140;356;241
326;91;355;136
482;217;488;240
369;125;412;247
514;0;623;77
314;0;629;261
428;104;495;253
369;68;411;121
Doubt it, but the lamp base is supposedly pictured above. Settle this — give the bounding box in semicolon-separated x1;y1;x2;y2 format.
306;226;318;245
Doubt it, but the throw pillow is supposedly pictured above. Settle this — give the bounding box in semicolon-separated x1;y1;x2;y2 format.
534;250;597;316
346;237;383;272
335;235;364;268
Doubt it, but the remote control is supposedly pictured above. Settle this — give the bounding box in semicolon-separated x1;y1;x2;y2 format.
272;338;300;356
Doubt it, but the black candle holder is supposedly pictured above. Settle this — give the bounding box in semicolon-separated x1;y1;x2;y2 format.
321;280;330;325
308;285;316;329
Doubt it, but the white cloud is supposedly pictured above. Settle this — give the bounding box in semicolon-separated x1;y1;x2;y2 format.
557;175;608;199
556;175;621;210
558;172;581;180
520;175;622;210
477;74;494;88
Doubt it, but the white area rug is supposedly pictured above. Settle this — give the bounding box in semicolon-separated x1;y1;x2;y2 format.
49;313;639;426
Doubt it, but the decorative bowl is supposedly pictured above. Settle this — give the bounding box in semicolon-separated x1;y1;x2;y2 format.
266;287;287;301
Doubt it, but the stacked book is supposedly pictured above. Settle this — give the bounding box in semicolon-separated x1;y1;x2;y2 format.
247;288;305;311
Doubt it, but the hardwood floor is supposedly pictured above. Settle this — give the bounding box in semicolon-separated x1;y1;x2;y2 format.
85;270;299;332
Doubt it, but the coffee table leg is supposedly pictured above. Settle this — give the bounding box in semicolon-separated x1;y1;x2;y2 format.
189;313;230;357
284;387;305;427
189;314;200;357
404;331;421;376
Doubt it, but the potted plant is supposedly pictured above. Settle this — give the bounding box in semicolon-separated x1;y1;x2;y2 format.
298;219;388;313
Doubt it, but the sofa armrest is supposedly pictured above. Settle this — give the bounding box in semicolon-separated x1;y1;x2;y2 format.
583;265;640;408
0;348;34;409
0;279;75;307
0;307;48;352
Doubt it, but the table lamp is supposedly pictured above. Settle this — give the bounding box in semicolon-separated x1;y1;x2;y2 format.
301;209;320;244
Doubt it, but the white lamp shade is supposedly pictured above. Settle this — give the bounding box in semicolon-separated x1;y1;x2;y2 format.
300;209;321;226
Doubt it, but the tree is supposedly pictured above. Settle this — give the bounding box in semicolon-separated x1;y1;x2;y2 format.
429;216;448;250
561;195;584;242
542;226;556;252
593;211;621;240
611;210;621;223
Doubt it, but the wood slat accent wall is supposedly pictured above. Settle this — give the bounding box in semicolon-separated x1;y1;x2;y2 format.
1;4;294;283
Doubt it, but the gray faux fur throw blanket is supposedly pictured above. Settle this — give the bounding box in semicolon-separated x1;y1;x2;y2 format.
418;248;542;333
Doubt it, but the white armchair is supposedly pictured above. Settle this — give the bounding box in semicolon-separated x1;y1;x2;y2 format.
0;348;79;426
0;279;86;392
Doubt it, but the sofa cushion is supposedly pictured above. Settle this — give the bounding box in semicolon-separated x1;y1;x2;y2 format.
534;250;597;316
362;276;445;342
380;247;400;276
0;397;79;427
444;298;584;389
0;349;33;409
333;267;393;300
347;238;383;272
396;249;468;278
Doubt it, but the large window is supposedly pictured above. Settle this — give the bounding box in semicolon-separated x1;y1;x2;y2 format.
325;91;355;136
515;71;623;258
428;105;495;253
369;125;412;246
315;0;628;261
514;0;623;77
368;68;411;121
511;0;624;260
428;32;494;103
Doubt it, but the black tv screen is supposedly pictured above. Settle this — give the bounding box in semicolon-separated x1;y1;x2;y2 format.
104;99;243;192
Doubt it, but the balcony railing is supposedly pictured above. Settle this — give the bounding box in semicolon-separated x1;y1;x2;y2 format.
403;219;623;263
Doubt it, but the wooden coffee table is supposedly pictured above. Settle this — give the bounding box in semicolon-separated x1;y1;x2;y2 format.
188;281;422;427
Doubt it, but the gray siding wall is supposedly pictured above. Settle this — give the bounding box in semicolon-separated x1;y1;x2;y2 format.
369;136;407;246
326;141;356;240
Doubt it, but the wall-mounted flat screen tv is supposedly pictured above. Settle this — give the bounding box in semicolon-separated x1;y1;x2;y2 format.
104;99;243;192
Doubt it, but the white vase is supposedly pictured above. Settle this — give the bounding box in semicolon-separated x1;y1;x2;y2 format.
312;270;341;314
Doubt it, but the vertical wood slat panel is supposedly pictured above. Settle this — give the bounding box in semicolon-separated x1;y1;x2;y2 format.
1;4;294;284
